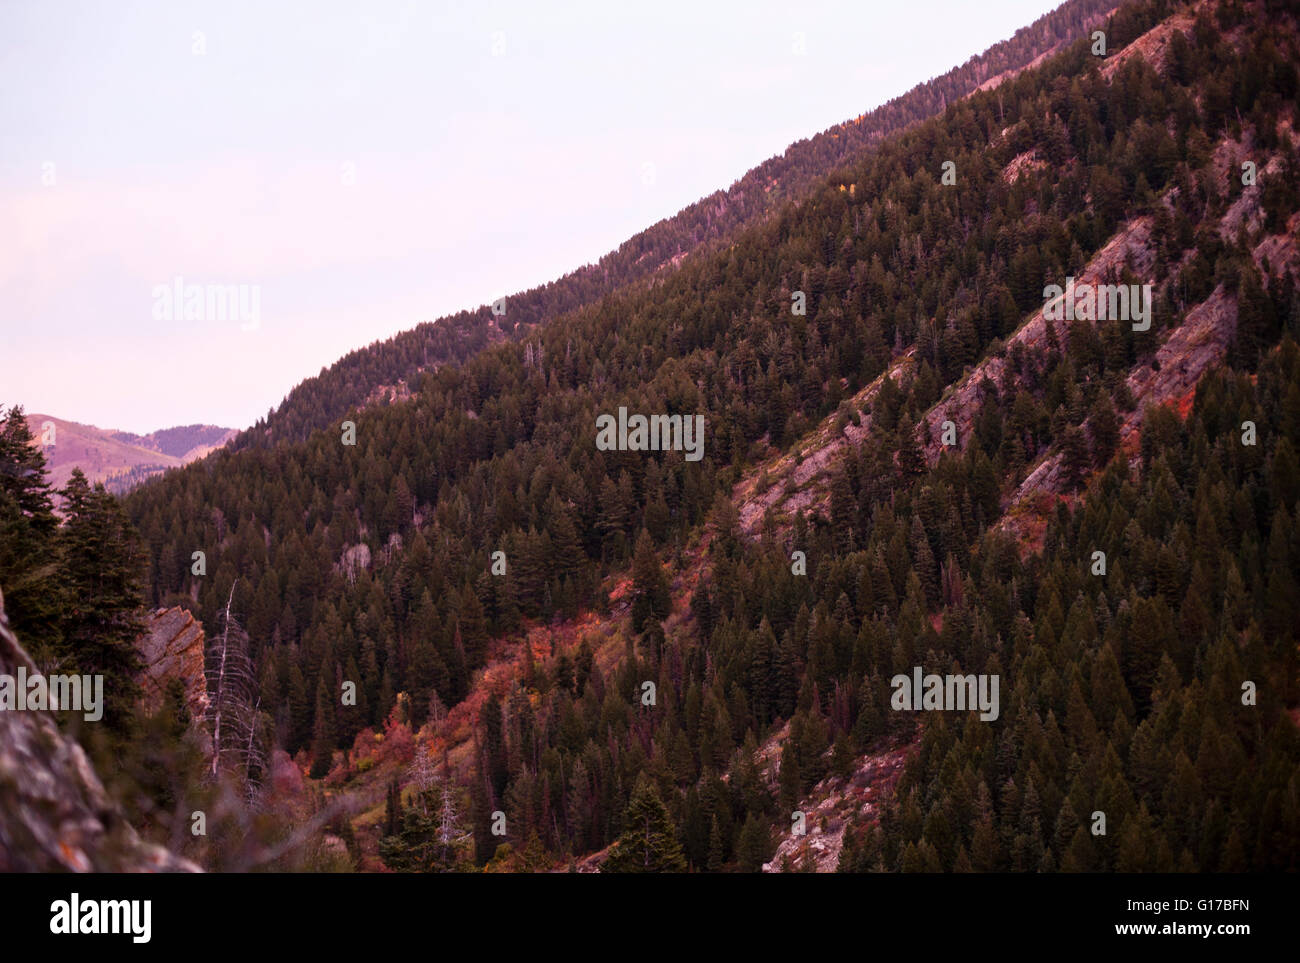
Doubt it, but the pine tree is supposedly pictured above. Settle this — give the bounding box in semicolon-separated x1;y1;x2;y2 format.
457;586;490;667
379;803;439;872
550;510;586;585
707;815;725;872
736;814;771;872
0;405;64;662
309;672;337;779
602;774;687;873
409;742;440;813
57;468;145;733
1060;424;1090;490
897;424;926;477
340;654;367;744
383;777;402;837
630;529;671;636
1088;393;1120;465
482;694;509;800
287;662;311;752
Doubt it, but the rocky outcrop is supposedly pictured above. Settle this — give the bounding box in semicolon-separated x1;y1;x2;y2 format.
993;141;1300;553
1002;149;1047;184
919;214;1157;467
136;606;209;723
0;588;200;871
762;742;913;873
733;349;917;537
1099;3;1199;81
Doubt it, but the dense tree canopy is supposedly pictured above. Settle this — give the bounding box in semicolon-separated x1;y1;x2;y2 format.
6;0;1296;873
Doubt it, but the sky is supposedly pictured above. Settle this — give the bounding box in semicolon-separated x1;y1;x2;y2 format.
0;0;1060;434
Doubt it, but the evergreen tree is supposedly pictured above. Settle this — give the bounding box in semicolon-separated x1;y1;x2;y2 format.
0;405;64;661
309;672;337;779
707;815;725;872
630;528;672;636
58;468;145;733
736;814;771;872
383;777;402;837
602;774;687;873
482;694;509;800
1060;425;1090;490
379;803;440;872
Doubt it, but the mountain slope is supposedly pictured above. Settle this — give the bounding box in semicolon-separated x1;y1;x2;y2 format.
121;0;1300;874
237;0;1121;450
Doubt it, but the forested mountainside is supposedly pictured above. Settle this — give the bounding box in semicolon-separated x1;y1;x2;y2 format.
106;0;1300;872
240;0;1119;449
4;0;1297;874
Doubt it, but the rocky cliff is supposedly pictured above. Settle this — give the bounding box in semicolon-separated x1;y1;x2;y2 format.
0;588;199;872
136;606;210;724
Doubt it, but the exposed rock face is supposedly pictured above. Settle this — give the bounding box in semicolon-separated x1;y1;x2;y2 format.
1099;3;1199;80
732;348;917;537
0;588;200;872
919;214;1158;467
136;606;209;723
763;743;913;873
993;140;1300;553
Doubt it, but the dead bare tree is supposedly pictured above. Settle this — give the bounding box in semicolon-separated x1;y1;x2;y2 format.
438;783;462;860
206;581;265;796
409;742;439;814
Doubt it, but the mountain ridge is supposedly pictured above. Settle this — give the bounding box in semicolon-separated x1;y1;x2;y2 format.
231;0;1122;451
23;412;235;494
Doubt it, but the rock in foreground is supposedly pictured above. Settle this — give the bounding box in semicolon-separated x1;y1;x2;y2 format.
0;589;199;872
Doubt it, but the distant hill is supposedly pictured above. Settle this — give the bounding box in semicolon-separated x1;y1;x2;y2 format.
109;424;236;460
26;414;235;494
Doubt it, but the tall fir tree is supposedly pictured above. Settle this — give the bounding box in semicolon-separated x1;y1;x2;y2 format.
630;529;672;637
57;468;145;733
0;405;64;662
602;774;687;873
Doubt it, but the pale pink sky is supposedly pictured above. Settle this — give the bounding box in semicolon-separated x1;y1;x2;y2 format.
0;0;1058;433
